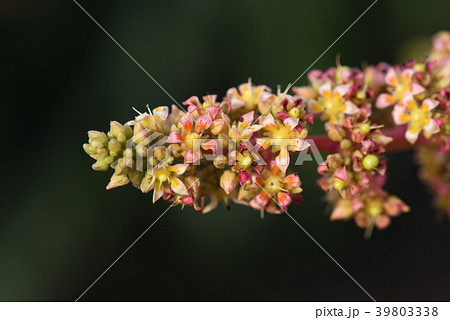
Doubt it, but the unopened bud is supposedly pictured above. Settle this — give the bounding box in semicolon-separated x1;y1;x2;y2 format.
327;154;343;171
108;139;122;153
140;172;155;193
110;121;125;138
210;119;227;135
154;146;167;161
367;199;383;217
106;173;130;190
340;139;352;150
170;144;183;158
359;123;371;136
327;124;346;141
362;154;379;170
288;107;300;118
220;170;238;195
213;155;228;169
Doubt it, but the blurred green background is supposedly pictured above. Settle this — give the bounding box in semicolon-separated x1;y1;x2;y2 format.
0;0;449;301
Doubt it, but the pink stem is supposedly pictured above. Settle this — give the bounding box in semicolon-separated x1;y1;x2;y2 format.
310;125;439;154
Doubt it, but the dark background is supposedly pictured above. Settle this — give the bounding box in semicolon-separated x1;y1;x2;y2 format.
0;0;449;301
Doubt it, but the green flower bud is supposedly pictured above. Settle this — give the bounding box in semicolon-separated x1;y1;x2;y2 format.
359;123;371;136
288;107;300;118
108;139;122;153
92;159;109;171
362;154;379;170
117;133;127;144
333;178;347;190
124;125;133;139
367;200;383;217
88;131;108;145
110;121;125;138
140;172;155;193
356;90;366;100
106;173;130;190
104;155;114;165
340;139;352;149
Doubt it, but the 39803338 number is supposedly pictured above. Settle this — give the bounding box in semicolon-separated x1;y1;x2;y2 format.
375;307;438;317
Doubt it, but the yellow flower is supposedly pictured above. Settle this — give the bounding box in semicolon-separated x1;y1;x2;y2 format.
392;96;440;144
141;163;189;203
307;83;358;124
226;79;270;111
376;68;425;109
257;114;309;173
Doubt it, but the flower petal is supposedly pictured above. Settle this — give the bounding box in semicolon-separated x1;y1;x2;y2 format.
424;119;440;134
376;93;396;109
261;113;276;130
195;113;212;133
284;173;301;187
333;166;348;182
317;161;329;175
239;111;254;129
182;96;201;107
180;117;194;133
170;177;188;195
203;197;219;214
275;147;290;173
184;149;200;164
385;68;398;86
318;82;332;96
405;129;420;144
330;201;353;220
201;139;219;155
254;191;270;207
402;68;415;83
292;138;310;151
203;94;217;105
277;192;292;207
375;215;391;229
241;125;264;139
230;97;245;110
277;112;288;120
284;117;299;131
256;138;271;149
170;163;189;175
239;171;251;185
334;84;350;97
167;130;183;143
343;100;358;114
422;98;439;111
152;186;164;203
221;113;231;127
206;105;220;119
153;106;169;122
307;99;323;113
187;105;201;114
392;105;408;124
409;83;425;95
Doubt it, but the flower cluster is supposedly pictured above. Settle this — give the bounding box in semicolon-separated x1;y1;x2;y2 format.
313;106;409;233
416;146;450;218
84;31;450;235
84;79;312;215
290;31;450;233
